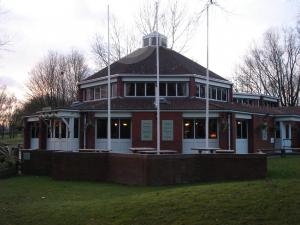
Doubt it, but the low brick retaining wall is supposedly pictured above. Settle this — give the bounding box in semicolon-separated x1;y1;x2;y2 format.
21;150;267;185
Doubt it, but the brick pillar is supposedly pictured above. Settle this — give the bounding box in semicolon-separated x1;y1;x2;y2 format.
219;113;228;150
86;112;95;149
189;77;196;97
23;119;30;149
38;119;47;150
79;113;84;149
117;77;124;97
231;113;236;152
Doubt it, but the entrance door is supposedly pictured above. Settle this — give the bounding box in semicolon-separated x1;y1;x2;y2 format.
236;120;248;154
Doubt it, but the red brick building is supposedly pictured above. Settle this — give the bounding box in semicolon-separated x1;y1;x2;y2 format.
24;33;300;154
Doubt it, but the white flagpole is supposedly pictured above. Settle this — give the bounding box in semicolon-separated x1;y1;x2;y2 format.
107;5;111;151
155;1;160;155
205;2;210;149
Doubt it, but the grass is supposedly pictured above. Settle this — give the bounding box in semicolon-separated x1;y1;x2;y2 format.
0;157;300;225
0;133;23;146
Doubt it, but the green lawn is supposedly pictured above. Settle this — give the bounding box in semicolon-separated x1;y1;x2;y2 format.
1;157;300;225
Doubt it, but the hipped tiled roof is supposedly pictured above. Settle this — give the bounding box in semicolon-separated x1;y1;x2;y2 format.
84;46;228;82
63;98;300;116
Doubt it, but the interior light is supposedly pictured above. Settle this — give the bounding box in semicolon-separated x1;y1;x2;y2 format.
122;123;128;126
114;123;118;126
185;123;190;127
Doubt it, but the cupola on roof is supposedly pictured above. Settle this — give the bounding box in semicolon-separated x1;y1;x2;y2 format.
143;32;167;48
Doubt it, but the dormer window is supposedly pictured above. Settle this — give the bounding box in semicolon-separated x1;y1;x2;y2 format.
143;32;168;48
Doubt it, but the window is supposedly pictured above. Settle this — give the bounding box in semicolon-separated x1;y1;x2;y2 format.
160;83;166;96
236;120;247;139
54;120;60;138
183;119;194;139
88;88;94;100
30;122;39;138
136;83;145;96
261;127;268;141
126;83;135;96
177;83;186;96
120;119;131;139
111;83;117;97
74;118;79;138
146;83;155;96
95;87;100;99
275;122;280;138
195;119;205;138
96;118;131;139
167;83;176;96
285;124;290;139
183;119;218;139
97;119;107;138
196;84;227;102
61;121;67;138
151;37;157;45
101;85;107;98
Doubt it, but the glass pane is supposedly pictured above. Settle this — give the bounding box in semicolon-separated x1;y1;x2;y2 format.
183;119;194;139
136;83;145;96
222;89;227;101
89;88;94;100
195;119;205;138
151;37;157;45
126;83;135;96
74;118;79;138
61;122;66;138
97;119;107;139
275;122;280;138
95;87;100;99
211;87;217;100
242;120;248;138
167;83;176;96
120;119;131;139
209;119;218;139
200;85;206;98
55;121;59;138
111;83;117;97
160;83;166;96
111;119;119;139
217;88;222;100
236;120;242;139
146;83;155;96
177;83;186;96
101;85;107;98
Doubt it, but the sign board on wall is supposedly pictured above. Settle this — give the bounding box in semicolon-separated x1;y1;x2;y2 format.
162;120;173;141
141;120;152;141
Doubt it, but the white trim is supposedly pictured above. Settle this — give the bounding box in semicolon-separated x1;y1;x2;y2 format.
235;114;252;119
123;77;189;82
182;112;219;117
233;94;260;100
95;112;132;118
81;79;117;89
195;78;231;88
27;117;39;122
275;116;300;122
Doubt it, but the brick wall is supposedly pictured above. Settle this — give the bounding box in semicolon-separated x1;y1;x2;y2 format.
249;115;274;152
132;112;183;153
21;150;267;185
189;77;196;97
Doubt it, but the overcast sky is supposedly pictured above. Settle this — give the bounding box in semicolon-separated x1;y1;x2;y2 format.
0;0;298;100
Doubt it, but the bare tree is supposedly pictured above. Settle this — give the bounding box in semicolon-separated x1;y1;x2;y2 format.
0;86;17;139
234;27;300;106
26;50;89;109
136;0;195;52
91;0;196;69
91;16;139;69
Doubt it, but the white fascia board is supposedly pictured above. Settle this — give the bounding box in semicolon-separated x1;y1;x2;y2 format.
195;78;231;88
123;76;189;82
79;74;119;85
233;94;260;100
274;116;300;122
182;112;219;117
95;112;132;118
81;78;117;88
27;117;39;122
262;96;279;102
194;74;233;85
235;114;252;119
